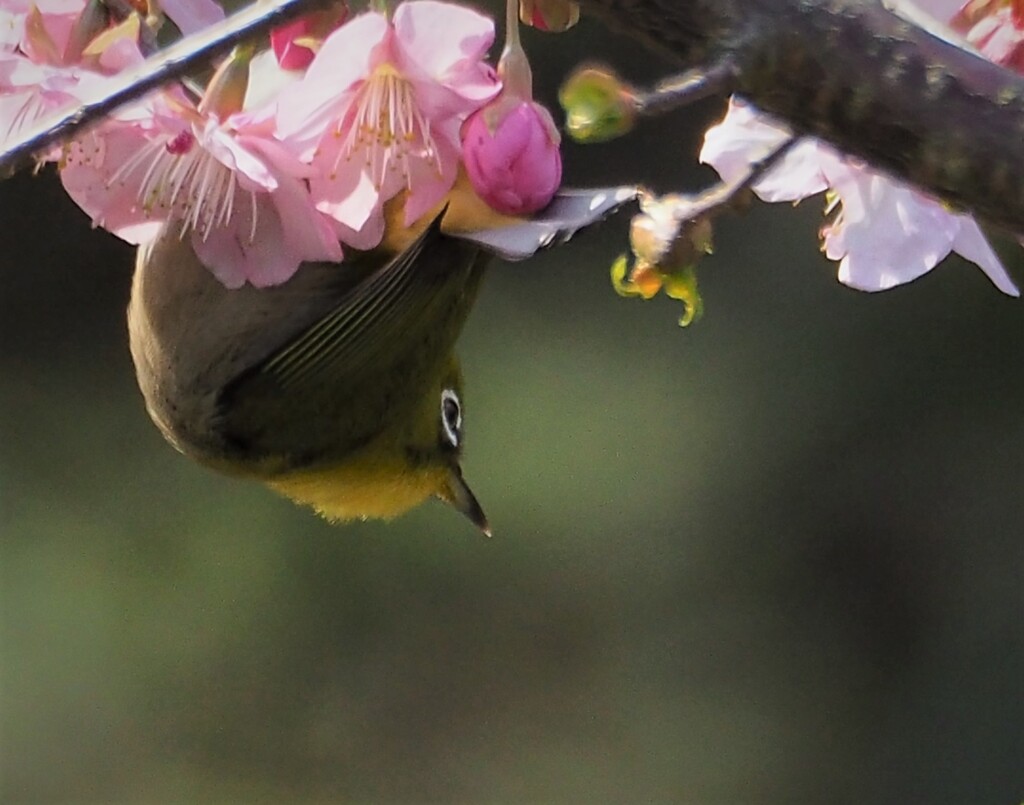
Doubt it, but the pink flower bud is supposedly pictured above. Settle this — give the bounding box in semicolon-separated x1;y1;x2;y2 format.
461;100;562;216
270;5;349;71
270;17;316;70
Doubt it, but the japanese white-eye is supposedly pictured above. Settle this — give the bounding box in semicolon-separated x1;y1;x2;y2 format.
129;212;492;533
128;185;636;533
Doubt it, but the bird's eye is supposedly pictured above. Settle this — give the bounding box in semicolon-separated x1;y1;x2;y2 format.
440;388;462;448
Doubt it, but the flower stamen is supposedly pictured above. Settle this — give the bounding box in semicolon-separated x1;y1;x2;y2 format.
105;126;243;241
334;64;440;191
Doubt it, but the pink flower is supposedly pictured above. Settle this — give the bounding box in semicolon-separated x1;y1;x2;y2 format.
700;91;1019;295
699;98;836;203
458;0;562;216
276;1;500;248
60;87;342;288
701;1;1024;295
0;0;144;154
0;54;131;154
461;99;561;215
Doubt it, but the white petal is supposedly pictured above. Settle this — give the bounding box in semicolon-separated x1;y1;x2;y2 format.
700;98;830;202
951;217;1020;296
828;171;954;291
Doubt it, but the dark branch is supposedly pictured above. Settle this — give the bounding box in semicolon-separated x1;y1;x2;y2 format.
580;0;1024;236
2;0;1023;238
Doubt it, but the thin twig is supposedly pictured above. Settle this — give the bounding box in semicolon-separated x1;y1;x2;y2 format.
667;135;797;223
633;57;737;117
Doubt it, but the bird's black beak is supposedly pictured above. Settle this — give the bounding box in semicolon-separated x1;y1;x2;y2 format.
443;467;491;537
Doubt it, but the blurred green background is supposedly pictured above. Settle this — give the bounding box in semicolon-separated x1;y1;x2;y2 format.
2;7;1023;802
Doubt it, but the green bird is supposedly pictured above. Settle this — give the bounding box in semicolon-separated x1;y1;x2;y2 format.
128;188;636;532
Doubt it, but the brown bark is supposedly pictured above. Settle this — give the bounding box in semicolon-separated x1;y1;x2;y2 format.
581;0;1024;236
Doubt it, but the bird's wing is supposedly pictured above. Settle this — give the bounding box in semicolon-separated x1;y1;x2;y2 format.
214;212;483;462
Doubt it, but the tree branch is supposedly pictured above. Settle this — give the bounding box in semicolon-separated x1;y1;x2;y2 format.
580;0;1024;236
3;0;1023;239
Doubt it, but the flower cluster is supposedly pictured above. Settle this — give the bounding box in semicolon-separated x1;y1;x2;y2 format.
3;0;570;288
699;0;1023;296
0;0;227;151
3;0;1021;300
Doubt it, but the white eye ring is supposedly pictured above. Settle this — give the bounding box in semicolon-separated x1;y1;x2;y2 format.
441;388;461;448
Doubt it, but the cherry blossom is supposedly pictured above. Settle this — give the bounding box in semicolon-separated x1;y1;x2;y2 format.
60;55;342;288
701;98;1018;295
700;0;1023;295
0;0;144;154
276;0;500;249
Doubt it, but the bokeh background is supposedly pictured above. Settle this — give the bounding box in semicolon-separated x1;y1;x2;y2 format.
2;5;1022;802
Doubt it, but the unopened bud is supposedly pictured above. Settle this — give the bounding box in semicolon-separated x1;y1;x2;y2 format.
519;0;579;32
270;4;349;71
559;66;637;143
462;100;562;215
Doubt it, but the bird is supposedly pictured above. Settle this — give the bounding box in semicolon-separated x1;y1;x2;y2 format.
129;207;493;532
128;185;637;533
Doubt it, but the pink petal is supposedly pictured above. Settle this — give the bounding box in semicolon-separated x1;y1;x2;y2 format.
403;127;460;224
393;1;494;86
160;0;225;35
249;141;343;264
275;11;385;143
700;99;830;202
1;17;23;52
309;142;382;234
201;121;277;191
244;49;301;112
276;193;343;265
60;125;165;243
754;139;839;201
97;36;144;72
192;193;301;288
333;209;385;251
236;128;313;178
35;7;78;60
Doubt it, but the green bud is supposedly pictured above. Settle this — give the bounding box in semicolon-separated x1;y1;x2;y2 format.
559;66;636;144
